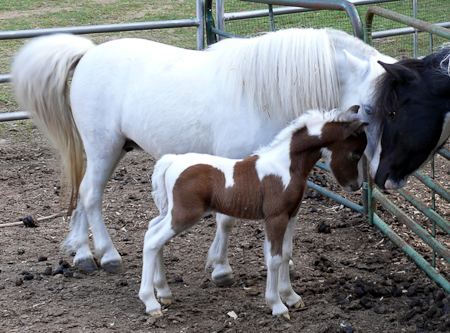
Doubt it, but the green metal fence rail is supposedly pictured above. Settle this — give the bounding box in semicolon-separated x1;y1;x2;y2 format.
365;6;450;292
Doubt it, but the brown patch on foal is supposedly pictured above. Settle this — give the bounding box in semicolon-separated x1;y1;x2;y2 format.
170;121;366;256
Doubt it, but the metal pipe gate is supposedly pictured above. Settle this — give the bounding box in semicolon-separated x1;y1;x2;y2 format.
365;6;450;292
0;0;206;123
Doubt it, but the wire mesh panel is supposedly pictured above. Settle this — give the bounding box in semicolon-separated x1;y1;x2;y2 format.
219;0;449;58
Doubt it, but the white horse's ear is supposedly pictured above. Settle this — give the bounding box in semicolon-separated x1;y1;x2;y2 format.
343;49;369;76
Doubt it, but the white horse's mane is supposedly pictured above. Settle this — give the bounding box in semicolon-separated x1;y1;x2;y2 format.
324;28;380;58
205;28;375;123
255;108;359;155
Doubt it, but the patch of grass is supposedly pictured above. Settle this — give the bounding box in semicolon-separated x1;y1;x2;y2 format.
0;0;448;122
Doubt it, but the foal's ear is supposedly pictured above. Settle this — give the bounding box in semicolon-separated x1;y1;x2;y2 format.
378;61;417;83
343;120;368;139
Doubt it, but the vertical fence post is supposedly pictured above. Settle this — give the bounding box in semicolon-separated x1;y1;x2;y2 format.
197;0;205;50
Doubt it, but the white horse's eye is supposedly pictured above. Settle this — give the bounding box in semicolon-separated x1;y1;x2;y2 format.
364;105;373;115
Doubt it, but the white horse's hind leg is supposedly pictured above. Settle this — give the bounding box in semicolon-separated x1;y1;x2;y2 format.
62;200;98;271
206;213;235;287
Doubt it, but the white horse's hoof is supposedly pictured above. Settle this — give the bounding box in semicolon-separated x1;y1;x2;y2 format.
160;298;172;305
212;273;235;287
101;260;124;274
75;258;98;272
149;309;163;317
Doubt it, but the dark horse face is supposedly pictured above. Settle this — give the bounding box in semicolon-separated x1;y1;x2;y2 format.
370;48;450;189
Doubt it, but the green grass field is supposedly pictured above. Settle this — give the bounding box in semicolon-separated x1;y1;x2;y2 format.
0;0;448;121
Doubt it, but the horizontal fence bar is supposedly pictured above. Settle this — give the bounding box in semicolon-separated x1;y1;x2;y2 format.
315;162;330;173
0;19;201;40
372;188;450;264
373;21;450;39
307;180;364;213
0;74;11;83
366;6;450;44
372;214;450;293
211;27;247;39
0;111;30;122
225;0;399;21
397;188;450;235
413;171;450;204
438;148;450;161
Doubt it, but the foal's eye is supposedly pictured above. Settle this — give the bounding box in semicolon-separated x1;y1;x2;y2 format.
352;153;361;161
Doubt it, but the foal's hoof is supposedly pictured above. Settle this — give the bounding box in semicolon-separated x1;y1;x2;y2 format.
280;313;291;320
149;309;163;318
212;274;235;287
102;261;124;274
293;300;307;310
76;258;99;272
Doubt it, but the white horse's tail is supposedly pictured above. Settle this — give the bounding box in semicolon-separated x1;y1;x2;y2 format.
152;155;177;217
12;34;95;214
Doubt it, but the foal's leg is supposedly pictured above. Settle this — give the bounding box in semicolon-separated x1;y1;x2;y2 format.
206;213;236;286
140;214;177;317
278;217;304;309
79;145;127;273
263;216;290;318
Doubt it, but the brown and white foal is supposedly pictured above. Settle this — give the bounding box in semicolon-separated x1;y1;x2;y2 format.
139;106;367;318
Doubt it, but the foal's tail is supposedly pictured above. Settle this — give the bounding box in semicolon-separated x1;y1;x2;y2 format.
152;155;177;217
12;34;95;214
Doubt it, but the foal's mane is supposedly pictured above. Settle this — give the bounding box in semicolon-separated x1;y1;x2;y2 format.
372;47;450;136
206;28;341;123
255;109;358;155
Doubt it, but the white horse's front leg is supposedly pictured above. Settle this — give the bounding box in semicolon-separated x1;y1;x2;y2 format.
278;218;304;309
62;200;98;271
139;215;175;317
206;213;235;286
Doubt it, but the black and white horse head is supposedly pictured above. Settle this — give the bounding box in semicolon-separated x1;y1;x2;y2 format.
368;47;450;190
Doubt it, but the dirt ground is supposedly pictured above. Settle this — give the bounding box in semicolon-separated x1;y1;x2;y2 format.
1;124;450;333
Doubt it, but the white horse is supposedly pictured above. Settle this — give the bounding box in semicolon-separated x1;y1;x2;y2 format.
12;28;395;283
